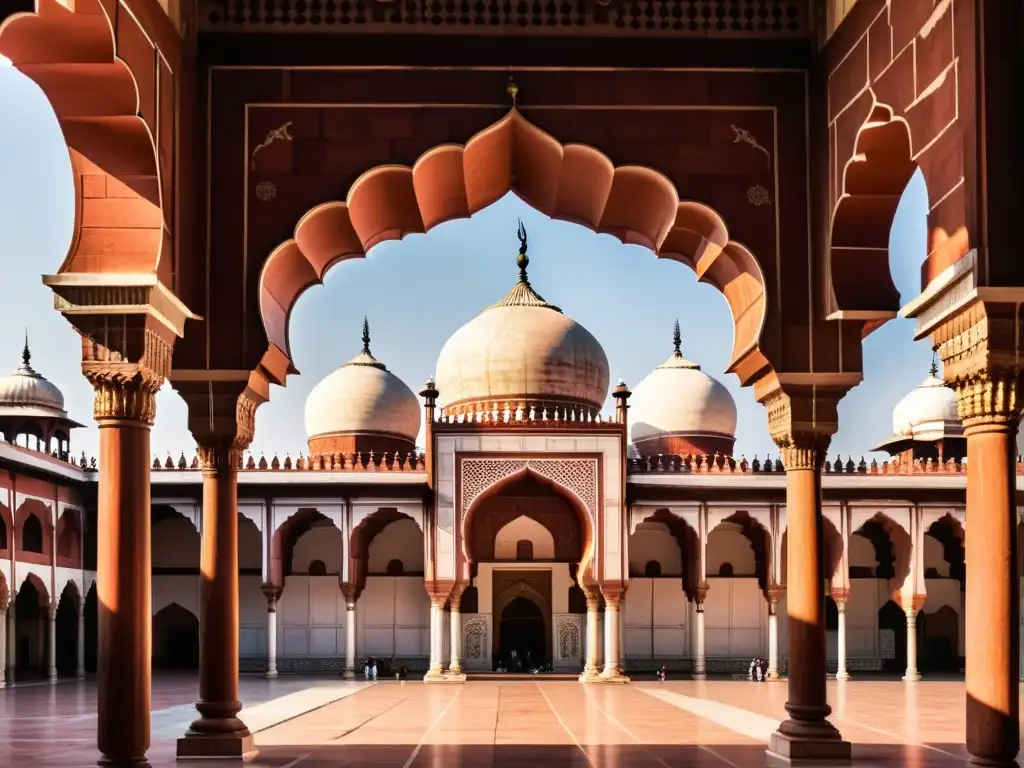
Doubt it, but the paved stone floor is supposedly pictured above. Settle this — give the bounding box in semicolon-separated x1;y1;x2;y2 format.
0;676;1017;767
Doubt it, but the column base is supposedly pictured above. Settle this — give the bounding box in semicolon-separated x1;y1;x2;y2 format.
767;670;782;681
598;670;631;684
77;670;86;679
176;730;256;760
902;671;921;683
835;671;850;682
266;669;279;679
423;668;448;683
768;722;851;764
97;755;151;767
443;672;467;682
692;672;707;681
49;671;58;683
578;669;602;683
342;669;355;680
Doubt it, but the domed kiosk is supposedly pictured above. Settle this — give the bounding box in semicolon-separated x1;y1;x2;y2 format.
304;319;421;461
628;321;737;457
435;224;609;419
873;355;965;462
0;336;83;458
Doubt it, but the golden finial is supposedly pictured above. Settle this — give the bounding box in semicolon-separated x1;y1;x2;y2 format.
507;74;519;107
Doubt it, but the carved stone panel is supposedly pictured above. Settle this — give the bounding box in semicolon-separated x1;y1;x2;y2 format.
462;613;491;672
553;613;583;671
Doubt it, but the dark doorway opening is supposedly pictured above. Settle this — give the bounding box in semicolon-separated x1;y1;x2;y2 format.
14;579;45;677
152;603;199;671
497;596;546;672
84;584;98;673
55;590;78;676
920;605;959;672
878;600;907;674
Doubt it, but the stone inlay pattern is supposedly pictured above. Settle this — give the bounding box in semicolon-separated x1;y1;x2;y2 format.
460;457;598;528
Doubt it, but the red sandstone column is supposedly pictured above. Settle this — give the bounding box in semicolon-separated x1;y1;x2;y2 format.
93;377;159;767
959;378;1019;766
768;442;850;762
177;443;254;759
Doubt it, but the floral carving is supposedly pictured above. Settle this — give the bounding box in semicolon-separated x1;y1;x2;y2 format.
463;616;488;659
558;619;581;659
460;458;598;526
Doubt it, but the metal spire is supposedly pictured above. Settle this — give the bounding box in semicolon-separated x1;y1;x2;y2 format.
930;348;939;378
361;317;371;356
22;329;30;366
672;319;682;357
516;219;529;282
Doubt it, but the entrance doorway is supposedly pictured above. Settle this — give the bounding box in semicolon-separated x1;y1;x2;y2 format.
152;603;199;670
498;596;546;672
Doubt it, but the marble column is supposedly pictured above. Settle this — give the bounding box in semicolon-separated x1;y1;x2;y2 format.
449;589;464;676
580;594;600;681
768;441;850;762
343;588;357;680
263;587;280;679
693;601;707;679
92;374;160;767
177;443;254;759
0;603;7;689
953;374;1022;766
37;614;45;669
76;607;86;678
835;597;850;682
767;593;781;680
903;607;921;682
47;604;57;682
600;592;627;682
426;599;445;679
6;603;14;686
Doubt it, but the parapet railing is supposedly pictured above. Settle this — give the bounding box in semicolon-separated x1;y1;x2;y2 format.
627;454;987;475
150;451;426;472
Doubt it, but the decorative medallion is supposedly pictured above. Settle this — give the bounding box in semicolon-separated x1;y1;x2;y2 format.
255;181;277;202
747;184;771;207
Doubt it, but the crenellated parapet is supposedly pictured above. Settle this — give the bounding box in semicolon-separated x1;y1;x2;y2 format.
626;453;1024;476
150;450;425;472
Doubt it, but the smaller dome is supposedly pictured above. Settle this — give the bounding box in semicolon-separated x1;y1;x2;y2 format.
0;339;69;418
629;322;738;447
891;370;960;437
304;320;421;443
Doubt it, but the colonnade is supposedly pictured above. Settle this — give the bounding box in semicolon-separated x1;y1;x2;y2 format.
0;598;86;685
76;364;1023;767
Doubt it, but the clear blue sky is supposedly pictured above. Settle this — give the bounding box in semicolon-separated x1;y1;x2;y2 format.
0;63;943;465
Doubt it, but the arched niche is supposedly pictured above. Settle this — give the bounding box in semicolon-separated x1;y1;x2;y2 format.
630;509;697;599
151;506;200;569
14;573;49;674
494;516;555;561
464;470;592;587
924;515;964;583
852;513;912;586
55;580;81;676
271;507;342;582
55;508;82;564
17;499;52;557
152;603;199;671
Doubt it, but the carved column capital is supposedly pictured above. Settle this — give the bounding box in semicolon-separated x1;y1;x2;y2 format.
449;582;466;611
767;585;786;611
175;379;267;466
830;587;850;607
585;594;601;612
79;324;174;425
953;371;1022;434
339;582;358;607
760;389;837;470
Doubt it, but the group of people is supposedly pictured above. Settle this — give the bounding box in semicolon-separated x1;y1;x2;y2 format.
362;657;409;681
748;657;769;681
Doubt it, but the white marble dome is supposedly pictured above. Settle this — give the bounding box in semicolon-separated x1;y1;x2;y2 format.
435;245;609;416
891;372;960;437
629;327;737;444
0;342;69;418
304;322;420;441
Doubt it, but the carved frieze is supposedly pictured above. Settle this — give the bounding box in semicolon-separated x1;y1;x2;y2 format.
554;614;583;662
462;614;491;669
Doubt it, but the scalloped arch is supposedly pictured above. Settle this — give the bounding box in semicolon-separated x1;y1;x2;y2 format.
259;109;771;388
0;0;167;280
828;99;915;323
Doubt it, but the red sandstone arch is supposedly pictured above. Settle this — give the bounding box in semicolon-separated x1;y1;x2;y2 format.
0;0;173;285
709;512;772;593
55;508;81;562
349;507;421;596
18;571;50;605
59;579;82;614
259;109;771;388
461;467;596;588
0;502;13;551
926;514;965;582
269;507;340;586
635;509;699;601
16;499;53;556
854;512;912;592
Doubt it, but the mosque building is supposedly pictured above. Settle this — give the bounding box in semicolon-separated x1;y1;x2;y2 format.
0;237;990;686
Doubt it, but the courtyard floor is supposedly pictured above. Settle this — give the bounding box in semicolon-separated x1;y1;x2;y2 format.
0;675;1015;767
